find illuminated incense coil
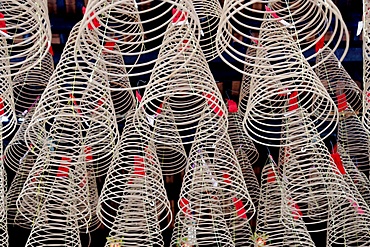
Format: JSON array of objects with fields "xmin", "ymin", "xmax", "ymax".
[
  {"xmin": 256, "ymin": 162, "xmax": 315, "ymax": 246},
  {"xmin": 363, "ymin": 0, "xmax": 370, "ymax": 133},
  {"xmin": 134, "ymin": 21, "xmax": 226, "ymax": 145},
  {"xmin": 97, "ymin": 111, "xmax": 171, "ymax": 230},
  {"xmin": 0, "ymin": 0, "xmax": 52, "ymax": 78},
  {"xmin": 315, "ymin": 47, "xmax": 362, "ymax": 112},
  {"xmin": 217, "ymin": 0, "xmax": 349, "ymax": 76},
  {"xmin": 243, "ymin": 20, "xmax": 338, "ymax": 147},
  {"xmin": 75, "ymin": 0, "xmax": 201, "ymax": 81}
]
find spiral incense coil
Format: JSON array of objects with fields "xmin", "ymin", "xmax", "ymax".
[
  {"xmin": 178, "ymin": 116, "xmax": 255, "ymax": 231},
  {"xmin": 315, "ymin": 47, "xmax": 362, "ymax": 112},
  {"xmin": 217, "ymin": 0, "xmax": 349, "ymax": 76},
  {"xmin": 192, "ymin": 0, "xmax": 223, "ymax": 61},
  {"xmin": 338, "ymin": 108, "xmax": 370, "ymax": 173},
  {"xmin": 255, "ymin": 162, "xmax": 315, "ymax": 247},
  {"xmin": 24, "ymin": 206, "xmax": 82, "ymax": 247},
  {"xmin": 0, "ymin": 166, "xmax": 8, "ymax": 247},
  {"xmin": 228, "ymin": 112, "xmax": 259, "ymax": 165},
  {"xmin": 363, "ymin": 0, "xmax": 370, "ymax": 133},
  {"xmin": 4, "ymin": 105, "xmax": 38, "ymax": 173},
  {"xmin": 75, "ymin": 0, "xmax": 201, "ymax": 81},
  {"xmin": 171, "ymin": 199, "xmax": 235, "ymax": 247},
  {"xmin": 278, "ymin": 114, "xmax": 354, "ymax": 231},
  {"xmin": 235, "ymin": 150, "xmax": 260, "ymax": 208},
  {"xmin": 0, "ymin": 0, "xmax": 51, "ymax": 78},
  {"xmin": 103, "ymin": 51, "xmax": 135, "ymax": 123},
  {"xmin": 97, "ymin": 110, "xmax": 171, "ymax": 230},
  {"xmin": 17, "ymin": 115, "xmax": 91, "ymax": 229},
  {"xmin": 0, "ymin": 221, "xmax": 7, "ymax": 247},
  {"xmin": 25, "ymin": 22, "xmax": 119, "ymax": 177},
  {"xmin": 238, "ymin": 45, "xmax": 257, "ymax": 115},
  {"xmin": 83, "ymin": 170, "xmax": 101, "ymax": 232},
  {"xmin": 133, "ymin": 22, "xmax": 226, "ymax": 145},
  {"xmin": 12, "ymin": 52, "xmax": 54, "ymax": 115},
  {"xmin": 104, "ymin": 190, "xmax": 165, "ymax": 247},
  {"xmin": 0, "ymin": 39, "xmax": 17, "ymax": 140},
  {"xmin": 326, "ymin": 146, "xmax": 370, "ymax": 246},
  {"xmin": 243, "ymin": 20, "xmax": 338, "ymax": 147},
  {"xmin": 153, "ymin": 103, "xmax": 187, "ymax": 175},
  {"xmin": 7, "ymin": 153, "xmax": 37, "ymax": 229}
]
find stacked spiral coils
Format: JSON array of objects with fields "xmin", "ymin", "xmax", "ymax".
[
  {"xmin": 363, "ymin": 0, "xmax": 370, "ymax": 132},
  {"xmin": 98, "ymin": 110, "xmax": 171, "ymax": 246}
]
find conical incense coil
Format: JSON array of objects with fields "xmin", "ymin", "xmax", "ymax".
[
  {"xmin": 25, "ymin": 22, "xmax": 119, "ymax": 176},
  {"xmin": 0, "ymin": 164, "xmax": 8, "ymax": 247},
  {"xmin": 82, "ymin": 169, "xmax": 101, "ymax": 232},
  {"xmin": 97, "ymin": 111, "xmax": 171, "ymax": 230},
  {"xmin": 24, "ymin": 203, "xmax": 82, "ymax": 247},
  {"xmin": 133, "ymin": 22, "xmax": 226, "ymax": 145},
  {"xmin": 255, "ymin": 161, "xmax": 315, "ymax": 247},
  {"xmin": 363, "ymin": 0, "xmax": 370, "ymax": 133},
  {"xmin": 179, "ymin": 115, "xmax": 255, "ymax": 231},
  {"xmin": 216, "ymin": 0, "xmax": 349, "ymax": 76},
  {"xmin": 243, "ymin": 20, "xmax": 338, "ymax": 147},
  {"xmin": 235, "ymin": 150, "xmax": 260, "ymax": 208},
  {"xmin": 0, "ymin": 0, "xmax": 52, "ymax": 78},
  {"xmin": 0, "ymin": 38, "xmax": 17, "ymax": 140},
  {"xmin": 326, "ymin": 146, "xmax": 370, "ymax": 246},
  {"xmin": 103, "ymin": 187, "xmax": 165, "ymax": 247},
  {"xmin": 12, "ymin": 52, "xmax": 54, "ymax": 115},
  {"xmin": 75, "ymin": 0, "xmax": 201, "ymax": 81},
  {"xmin": 228, "ymin": 112, "xmax": 259, "ymax": 165},
  {"xmin": 4, "ymin": 105, "xmax": 38, "ymax": 173},
  {"xmin": 153, "ymin": 103, "xmax": 187, "ymax": 175},
  {"xmin": 7, "ymin": 153, "xmax": 37, "ymax": 229},
  {"xmin": 338, "ymin": 107, "xmax": 370, "ymax": 173},
  {"xmin": 18, "ymin": 115, "xmax": 91, "ymax": 229},
  {"xmin": 192, "ymin": 0, "xmax": 223, "ymax": 61},
  {"xmin": 278, "ymin": 112, "xmax": 354, "ymax": 231},
  {"xmin": 103, "ymin": 50, "xmax": 135, "ymax": 123},
  {"xmin": 315, "ymin": 47, "xmax": 362, "ymax": 112},
  {"xmin": 171, "ymin": 198, "xmax": 235, "ymax": 247}
]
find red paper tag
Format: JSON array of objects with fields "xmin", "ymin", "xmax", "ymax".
[
  {"xmin": 366, "ymin": 92, "xmax": 370, "ymax": 103},
  {"xmin": 0, "ymin": 98, "xmax": 4, "ymax": 116},
  {"xmin": 204, "ymin": 93, "xmax": 224, "ymax": 117},
  {"xmin": 336, "ymin": 93, "xmax": 348, "ymax": 112},
  {"xmin": 232, "ymin": 198, "xmax": 247, "ymax": 219},
  {"xmin": 57, "ymin": 157, "xmax": 71, "ymax": 177},
  {"xmin": 69, "ymin": 94, "xmax": 82, "ymax": 114},
  {"xmin": 223, "ymin": 172, "xmax": 231, "ymax": 184},
  {"xmin": 103, "ymin": 38, "xmax": 118, "ymax": 53},
  {"xmin": 227, "ymin": 100, "xmax": 238, "ymax": 113},
  {"xmin": 0, "ymin": 12, "xmax": 7, "ymax": 34},
  {"xmin": 315, "ymin": 36, "xmax": 325, "ymax": 53},
  {"xmin": 135, "ymin": 91, "xmax": 142, "ymax": 102},
  {"xmin": 180, "ymin": 197, "xmax": 191, "ymax": 215},
  {"xmin": 331, "ymin": 143, "xmax": 337, "ymax": 154},
  {"xmin": 330, "ymin": 152, "xmax": 346, "ymax": 175},
  {"xmin": 156, "ymin": 102, "xmax": 163, "ymax": 114},
  {"xmin": 265, "ymin": 5, "xmax": 279, "ymax": 19},
  {"xmin": 267, "ymin": 168, "xmax": 276, "ymax": 183},
  {"xmin": 172, "ymin": 8, "xmax": 187, "ymax": 23},
  {"xmin": 49, "ymin": 45, "xmax": 54, "ymax": 56},
  {"xmin": 84, "ymin": 146, "xmax": 93, "ymax": 161},
  {"xmin": 82, "ymin": 6, "xmax": 101, "ymax": 30},
  {"xmin": 134, "ymin": 156, "xmax": 145, "ymax": 176},
  {"xmin": 292, "ymin": 202, "xmax": 303, "ymax": 220},
  {"xmin": 288, "ymin": 91, "xmax": 298, "ymax": 111}
]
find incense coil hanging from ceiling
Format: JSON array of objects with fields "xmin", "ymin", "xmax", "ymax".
[
  {"xmin": 133, "ymin": 20, "xmax": 226, "ymax": 145},
  {"xmin": 97, "ymin": 110, "xmax": 171, "ymax": 231},
  {"xmin": 255, "ymin": 161, "xmax": 315, "ymax": 247},
  {"xmin": 243, "ymin": 20, "xmax": 338, "ymax": 147},
  {"xmin": 315, "ymin": 47, "xmax": 362, "ymax": 113},
  {"xmin": 0, "ymin": 0, "xmax": 52, "ymax": 78},
  {"xmin": 362, "ymin": 0, "xmax": 370, "ymax": 133},
  {"xmin": 75, "ymin": 0, "xmax": 201, "ymax": 83},
  {"xmin": 24, "ymin": 22, "xmax": 119, "ymax": 177},
  {"xmin": 216, "ymin": 0, "xmax": 349, "ymax": 76}
]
